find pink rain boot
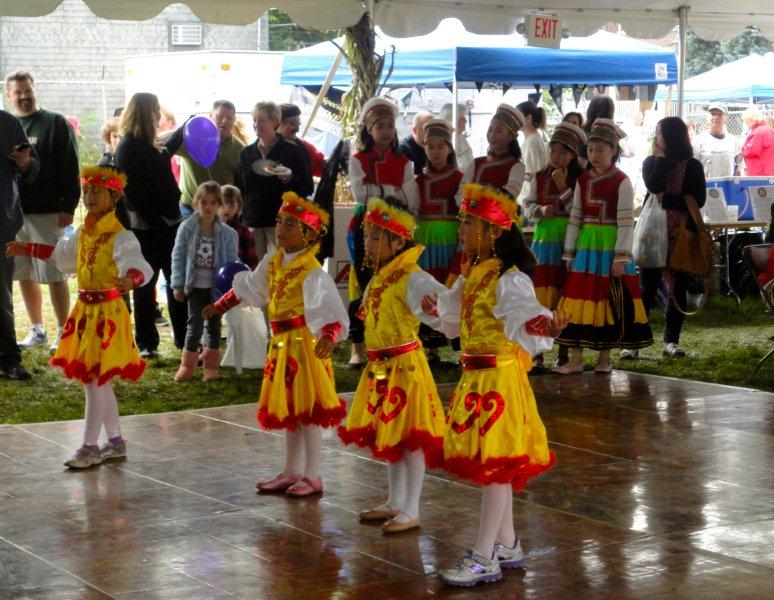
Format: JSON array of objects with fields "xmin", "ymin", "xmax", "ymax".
[
  {"xmin": 174, "ymin": 349, "xmax": 199, "ymax": 382},
  {"xmin": 202, "ymin": 347, "xmax": 220, "ymax": 382}
]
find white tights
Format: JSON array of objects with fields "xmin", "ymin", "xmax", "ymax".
[
  {"xmin": 282, "ymin": 425, "xmax": 323, "ymax": 479},
  {"xmin": 82, "ymin": 381, "xmax": 122, "ymax": 446},
  {"xmin": 377, "ymin": 450, "xmax": 426, "ymax": 521},
  {"xmin": 473, "ymin": 483, "xmax": 517, "ymax": 559}
]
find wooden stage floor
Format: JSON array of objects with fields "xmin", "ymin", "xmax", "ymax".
[{"xmin": 1, "ymin": 371, "xmax": 772, "ymax": 599}]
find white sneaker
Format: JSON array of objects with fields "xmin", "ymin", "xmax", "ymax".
[
  {"xmin": 18, "ymin": 328, "xmax": 48, "ymax": 350},
  {"xmin": 663, "ymin": 343, "xmax": 686, "ymax": 357},
  {"xmin": 64, "ymin": 445, "xmax": 103, "ymax": 469},
  {"xmin": 619, "ymin": 349, "xmax": 639, "ymax": 360},
  {"xmin": 494, "ymin": 539, "xmax": 525, "ymax": 569},
  {"xmin": 439, "ymin": 550, "xmax": 502, "ymax": 587},
  {"xmin": 49, "ymin": 328, "xmax": 63, "ymax": 353}
]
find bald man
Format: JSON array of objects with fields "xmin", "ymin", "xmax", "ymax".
[{"xmin": 399, "ymin": 111, "xmax": 434, "ymax": 175}]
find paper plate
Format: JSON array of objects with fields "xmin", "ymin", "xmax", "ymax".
[{"xmin": 252, "ymin": 159, "xmax": 291, "ymax": 177}]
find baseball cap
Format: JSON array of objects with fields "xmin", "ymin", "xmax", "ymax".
[{"xmin": 707, "ymin": 103, "xmax": 727, "ymax": 114}]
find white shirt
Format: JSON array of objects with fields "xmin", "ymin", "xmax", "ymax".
[
  {"xmin": 436, "ymin": 269, "xmax": 554, "ymax": 357},
  {"xmin": 693, "ymin": 130, "xmax": 740, "ymax": 178},
  {"xmin": 231, "ymin": 248, "xmax": 349, "ymax": 341}
]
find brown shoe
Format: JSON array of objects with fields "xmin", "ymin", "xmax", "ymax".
[
  {"xmin": 381, "ymin": 512, "xmax": 421, "ymax": 534},
  {"xmin": 359, "ymin": 506, "xmax": 401, "ymax": 521}
]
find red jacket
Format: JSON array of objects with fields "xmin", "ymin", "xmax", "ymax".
[
  {"xmin": 742, "ymin": 121, "xmax": 774, "ymax": 176},
  {"xmin": 300, "ymin": 138, "xmax": 325, "ymax": 178}
]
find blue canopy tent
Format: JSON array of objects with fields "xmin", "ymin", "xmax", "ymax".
[
  {"xmin": 281, "ymin": 20, "xmax": 678, "ymax": 89},
  {"xmin": 655, "ymin": 52, "xmax": 774, "ymax": 104}
]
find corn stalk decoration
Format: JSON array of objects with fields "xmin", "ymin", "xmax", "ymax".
[{"xmin": 338, "ymin": 12, "xmax": 385, "ymax": 136}]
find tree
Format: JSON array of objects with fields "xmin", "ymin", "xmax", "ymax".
[
  {"xmin": 268, "ymin": 9, "xmax": 335, "ymax": 51},
  {"xmin": 686, "ymin": 26, "xmax": 772, "ymax": 77}
]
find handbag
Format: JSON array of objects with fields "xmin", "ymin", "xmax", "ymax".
[
  {"xmin": 667, "ymin": 195, "xmax": 714, "ymax": 276},
  {"xmin": 633, "ymin": 193, "xmax": 668, "ymax": 268},
  {"xmin": 667, "ymin": 194, "xmax": 714, "ymax": 315}
]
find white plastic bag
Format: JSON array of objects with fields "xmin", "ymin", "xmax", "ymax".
[
  {"xmin": 633, "ymin": 194, "xmax": 668, "ymax": 268},
  {"xmin": 220, "ymin": 306, "xmax": 268, "ymax": 373}
]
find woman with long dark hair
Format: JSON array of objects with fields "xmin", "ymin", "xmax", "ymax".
[
  {"xmin": 114, "ymin": 92, "xmax": 186, "ymax": 357},
  {"xmin": 627, "ymin": 116, "xmax": 706, "ymax": 359}
]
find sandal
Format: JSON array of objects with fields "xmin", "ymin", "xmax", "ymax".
[
  {"xmin": 594, "ymin": 363, "xmax": 613, "ymax": 375},
  {"xmin": 256, "ymin": 473, "xmax": 301, "ymax": 492}
]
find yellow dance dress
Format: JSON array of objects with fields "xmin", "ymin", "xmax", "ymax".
[
  {"xmin": 49, "ymin": 211, "xmax": 151, "ymax": 385},
  {"xmin": 436, "ymin": 257, "xmax": 556, "ymax": 490},
  {"xmin": 232, "ymin": 246, "xmax": 349, "ymax": 431},
  {"xmin": 338, "ymin": 245, "xmax": 447, "ymax": 467}
]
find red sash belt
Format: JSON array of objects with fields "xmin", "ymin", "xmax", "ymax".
[
  {"xmin": 460, "ymin": 353, "xmax": 498, "ymax": 371},
  {"xmin": 78, "ymin": 288, "xmax": 122, "ymax": 304},
  {"xmin": 270, "ymin": 315, "xmax": 306, "ymax": 334},
  {"xmin": 366, "ymin": 340, "xmax": 420, "ymax": 362}
]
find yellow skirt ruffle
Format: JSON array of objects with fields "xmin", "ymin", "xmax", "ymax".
[
  {"xmin": 443, "ymin": 351, "xmax": 555, "ymax": 490},
  {"xmin": 258, "ymin": 326, "xmax": 345, "ymax": 430},
  {"xmin": 338, "ymin": 346, "xmax": 445, "ymax": 466},
  {"xmin": 51, "ymin": 298, "xmax": 145, "ymax": 385}
]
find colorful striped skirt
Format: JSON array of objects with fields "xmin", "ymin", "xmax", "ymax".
[
  {"xmin": 556, "ymin": 224, "xmax": 653, "ymax": 350},
  {"xmin": 416, "ymin": 219, "xmax": 459, "ymax": 284},
  {"xmin": 531, "ymin": 216, "xmax": 569, "ymax": 311}
]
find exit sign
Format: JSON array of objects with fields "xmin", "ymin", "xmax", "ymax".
[{"xmin": 526, "ymin": 14, "xmax": 562, "ymax": 49}]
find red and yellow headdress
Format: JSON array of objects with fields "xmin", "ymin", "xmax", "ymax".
[
  {"xmin": 278, "ymin": 191, "xmax": 329, "ymax": 234},
  {"xmin": 80, "ymin": 166, "xmax": 127, "ymax": 193},
  {"xmin": 363, "ymin": 197, "xmax": 416, "ymax": 240},
  {"xmin": 459, "ymin": 183, "xmax": 516, "ymax": 230}
]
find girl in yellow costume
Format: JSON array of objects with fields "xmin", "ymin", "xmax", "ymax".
[
  {"xmin": 7, "ymin": 166, "xmax": 152, "ymax": 469},
  {"xmin": 205, "ymin": 192, "xmax": 348, "ymax": 497},
  {"xmin": 423, "ymin": 184, "xmax": 567, "ymax": 587},
  {"xmin": 338, "ymin": 197, "xmax": 447, "ymax": 534}
]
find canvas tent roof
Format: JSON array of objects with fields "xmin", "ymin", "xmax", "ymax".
[
  {"xmin": 655, "ymin": 52, "xmax": 774, "ymax": 103},
  {"xmin": 1, "ymin": 1, "xmax": 773, "ymax": 41},
  {"xmin": 281, "ymin": 21, "xmax": 677, "ymax": 88}
]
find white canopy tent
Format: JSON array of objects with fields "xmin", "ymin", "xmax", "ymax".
[{"xmin": 2, "ymin": 1, "xmax": 773, "ymax": 113}]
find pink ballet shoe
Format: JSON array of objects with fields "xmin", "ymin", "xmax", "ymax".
[
  {"xmin": 256, "ymin": 473, "xmax": 301, "ymax": 492},
  {"xmin": 285, "ymin": 476, "xmax": 323, "ymax": 497}
]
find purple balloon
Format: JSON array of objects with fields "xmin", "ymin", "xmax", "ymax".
[
  {"xmin": 183, "ymin": 116, "xmax": 220, "ymax": 168},
  {"xmin": 216, "ymin": 261, "xmax": 249, "ymax": 295}
]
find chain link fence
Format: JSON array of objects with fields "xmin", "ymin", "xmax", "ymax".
[{"xmin": 1, "ymin": 79, "xmax": 124, "ymax": 165}]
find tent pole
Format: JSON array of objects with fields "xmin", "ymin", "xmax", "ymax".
[
  {"xmin": 302, "ymin": 49, "xmax": 343, "ymax": 138},
  {"xmin": 677, "ymin": 5, "xmax": 689, "ymax": 119},
  {"xmin": 452, "ymin": 78, "xmax": 458, "ymax": 152}
]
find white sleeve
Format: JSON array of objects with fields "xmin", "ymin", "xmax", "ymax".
[
  {"xmin": 614, "ymin": 177, "xmax": 635, "ymax": 263},
  {"xmin": 504, "ymin": 161, "xmax": 526, "ymax": 199},
  {"xmin": 232, "ymin": 252, "xmax": 272, "ymax": 308},
  {"xmin": 113, "ymin": 230, "xmax": 153, "ymax": 286},
  {"xmin": 522, "ymin": 175, "xmax": 542, "ymax": 222},
  {"xmin": 50, "ymin": 230, "xmax": 79, "ymax": 274},
  {"xmin": 348, "ymin": 153, "xmax": 368, "ymax": 204},
  {"xmin": 493, "ymin": 270, "xmax": 554, "ymax": 357},
  {"xmin": 303, "ymin": 268, "xmax": 350, "ymax": 341},
  {"xmin": 456, "ymin": 161, "xmax": 475, "ymax": 206},
  {"xmin": 435, "ymin": 275, "xmax": 465, "ymax": 338},
  {"xmin": 402, "ymin": 161, "xmax": 420, "ymax": 214},
  {"xmin": 562, "ymin": 183, "xmax": 582, "ymax": 260},
  {"xmin": 456, "ymin": 135, "xmax": 474, "ymax": 172},
  {"xmin": 406, "ymin": 270, "xmax": 448, "ymax": 331}
]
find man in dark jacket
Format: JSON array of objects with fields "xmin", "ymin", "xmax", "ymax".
[
  {"xmin": 399, "ymin": 111, "xmax": 433, "ymax": 175},
  {"xmin": 5, "ymin": 70, "xmax": 79, "ymax": 353},
  {"xmin": 0, "ymin": 109, "xmax": 39, "ymax": 379},
  {"xmin": 235, "ymin": 101, "xmax": 313, "ymax": 261}
]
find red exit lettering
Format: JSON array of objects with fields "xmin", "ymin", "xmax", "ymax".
[{"xmin": 534, "ymin": 17, "xmax": 558, "ymax": 39}]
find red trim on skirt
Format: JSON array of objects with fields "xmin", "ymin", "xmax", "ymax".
[
  {"xmin": 337, "ymin": 425, "xmax": 444, "ymax": 468},
  {"xmin": 50, "ymin": 357, "xmax": 146, "ymax": 385},
  {"xmin": 258, "ymin": 399, "xmax": 347, "ymax": 431},
  {"xmin": 443, "ymin": 450, "xmax": 557, "ymax": 491}
]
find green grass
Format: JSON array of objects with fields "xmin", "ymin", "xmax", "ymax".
[{"xmin": 2, "ymin": 285, "xmax": 772, "ymax": 424}]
